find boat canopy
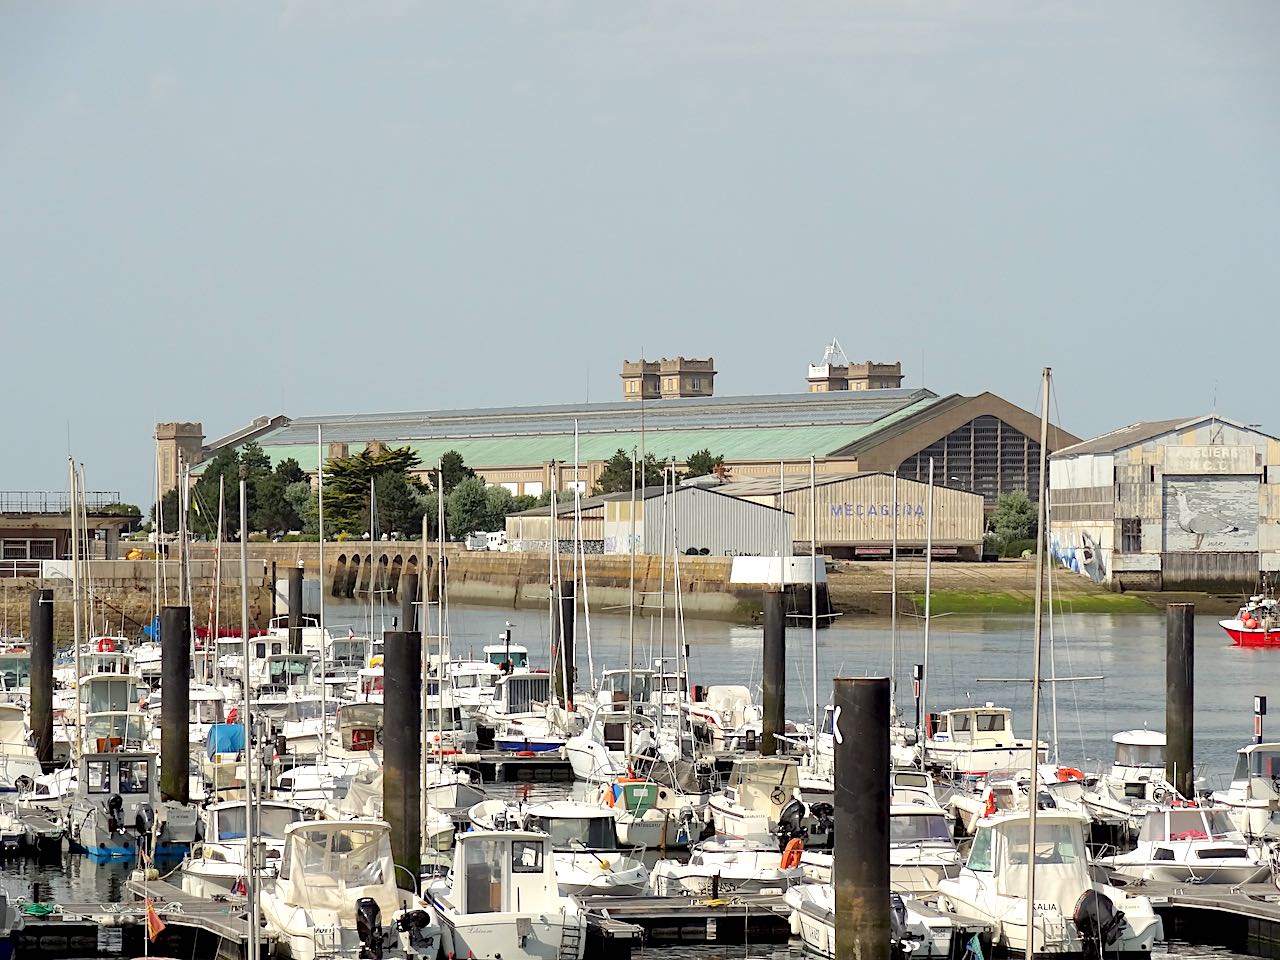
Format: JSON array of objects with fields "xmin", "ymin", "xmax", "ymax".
[
  {"xmin": 969, "ymin": 813, "xmax": 1090, "ymax": 908},
  {"xmin": 1113, "ymin": 729, "xmax": 1166, "ymax": 768},
  {"xmin": 1137, "ymin": 807, "xmax": 1237, "ymax": 843},
  {"xmin": 277, "ymin": 820, "xmax": 400, "ymax": 921}
]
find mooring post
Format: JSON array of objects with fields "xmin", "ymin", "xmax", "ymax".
[
  {"xmin": 383, "ymin": 630, "xmax": 421, "ymax": 887},
  {"xmin": 555, "ymin": 578, "xmax": 576, "ymax": 704},
  {"xmin": 287, "ymin": 564, "xmax": 304, "ymax": 654},
  {"xmin": 762, "ymin": 588, "xmax": 786, "ymax": 756},
  {"xmin": 400, "ymin": 572, "xmax": 419, "ymax": 634},
  {"xmin": 29, "ymin": 589, "xmax": 54, "ymax": 766},
  {"xmin": 834, "ymin": 676, "xmax": 891, "ymax": 960},
  {"xmin": 1166, "ymin": 602, "xmax": 1195, "ymax": 798},
  {"xmin": 160, "ymin": 605, "xmax": 191, "ymax": 804}
]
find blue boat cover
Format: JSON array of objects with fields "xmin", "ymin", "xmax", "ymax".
[{"xmin": 207, "ymin": 723, "xmax": 245, "ymax": 757}]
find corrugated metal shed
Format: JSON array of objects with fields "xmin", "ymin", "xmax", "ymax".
[{"xmin": 601, "ymin": 486, "xmax": 793, "ymax": 557}]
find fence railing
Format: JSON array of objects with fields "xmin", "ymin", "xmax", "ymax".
[{"xmin": 0, "ymin": 491, "xmax": 122, "ymax": 513}]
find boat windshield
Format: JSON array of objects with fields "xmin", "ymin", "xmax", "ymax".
[
  {"xmin": 1002, "ymin": 821, "xmax": 1085, "ymax": 866},
  {"xmin": 1239, "ymin": 748, "xmax": 1280, "ymax": 780},
  {"xmin": 283, "ymin": 826, "xmax": 390, "ymax": 886},
  {"xmin": 0, "ymin": 654, "xmax": 31, "ymax": 690},
  {"xmin": 425, "ymin": 708, "xmax": 462, "ymax": 731},
  {"xmin": 533, "ymin": 815, "xmax": 620, "ymax": 851},
  {"xmin": 284, "ymin": 701, "xmax": 322, "ymax": 721},
  {"xmin": 1115, "ymin": 742, "xmax": 1163, "ymax": 767},
  {"xmin": 1146, "ymin": 809, "xmax": 1237, "ymax": 841},
  {"xmin": 890, "ymin": 814, "xmax": 951, "ymax": 843},
  {"xmin": 218, "ymin": 805, "xmax": 303, "ymax": 841}
]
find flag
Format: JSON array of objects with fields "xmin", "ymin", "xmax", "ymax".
[
  {"xmin": 967, "ymin": 934, "xmax": 985, "ymax": 960},
  {"xmin": 348, "ymin": 626, "xmax": 355, "ymax": 639},
  {"xmin": 146, "ymin": 899, "xmax": 166, "ymax": 942},
  {"xmin": 982, "ymin": 785, "xmax": 996, "ymax": 818}
]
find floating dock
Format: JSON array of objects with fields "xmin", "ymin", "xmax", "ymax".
[{"xmin": 1146, "ymin": 880, "xmax": 1280, "ymax": 959}]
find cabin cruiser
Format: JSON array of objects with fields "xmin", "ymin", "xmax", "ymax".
[
  {"xmin": 787, "ymin": 885, "xmax": 971, "ymax": 960},
  {"xmin": 258, "ymin": 818, "xmax": 442, "ymax": 960},
  {"xmin": 574, "ymin": 668, "xmax": 656, "ymax": 717},
  {"xmin": 650, "ymin": 837, "xmax": 803, "ymax": 896},
  {"xmin": 0, "ymin": 703, "xmax": 42, "ymax": 795},
  {"xmin": 1082, "ymin": 730, "xmax": 1182, "ymax": 831},
  {"xmin": 144, "ymin": 684, "xmax": 226, "ymax": 747},
  {"xmin": 1211, "ymin": 741, "xmax": 1280, "ymax": 837},
  {"xmin": 440, "ymin": 660, "xmax": 500, "ymax": 710},
  {"xmin": 67, "ymin": 750, "xmax": 197, "ymax": 859},
  {"xmin": 687, "ymin": 684, "xmax": 766, "ymax": 751},
  {"xmin": 181, "ymin": 799, "xmax": 309, "ymax": 897},
  {"xmin": 474, "ymin": 673, "xmax": 570, "ymax": 752},
  {"xmin": 567, "ymin": 703, "xmax": 677, "ymax": 783},
  {"xmin": 427, "ymin": 829, "xmax": 586, "ymax": 959},
  {"xmin": 597, "ymin": 775, "xmax": 701, "ymax": 848},
  {"xmin": 272, "ymin": 695, "xmax": 338, "ymax": 759},
  {"xmin": 708, "ymin": 756, "xmax": 827, "ymax": 844},
  {"xmin": 800, "ymin": 803, "xmax": 961, "ymax": 894},
  {"xmin": 937, "ymin": 811, "xmax": 1163, "ymax": 956},
  {"xmin": 522, "ymin": 800, "xmax": 649, "ymax": 897},
  {"xmin": 482, "ymin": 641, "xmax": 530, "ymax": 674},
  {"xmin": 925, "ymin": 704, "xmax": 1046, "ymax": 777},
  {"xmin": 1098, "ymin": 806, "xmax": 1267, "ymax": 884}
]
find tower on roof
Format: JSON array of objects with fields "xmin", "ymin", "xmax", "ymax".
[
  {"xmin": 807, "ymin": 339, "xmax": 904, "ymax": 393},
  {"xmin": 621, "ymin": 356, "xmax": 716, "ymax": 400}
]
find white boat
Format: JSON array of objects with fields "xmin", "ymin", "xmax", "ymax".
[
  {"xmin": 481, "ymin": 642, "xmax": 531, "ymax": 674},
  {"xmin": 144, "ymin": 683, "xmax": 226, "ymax": 747},
  {"xmin": 649, "ymin": 837, "xmax": 802, "ymax": 896},
  {"xmin": 67, "ymin": 750, "xmax": 197, "ymax": 859},
  {"xmin": 1211, "ymin": 741, "xmax": 1280, "ymax": 837},
  {"xmin": 937, "ymin": 811, "xmax": 1163, "ymax": 956},
  {"xmin": 708, "ymin": 756, "xmax": 803, "ymax": 842},
  {"xmin": 0, "ymin": 703, "xmax": 43, "ymax": 795},
  {"xmin": 329, "ymin": 766, "xmax": 458, "ymax": 852},
  {"xmin": 258, "ymin": 818, "xmax": 442, "ymax": 960},
  {"xmin": 567, "ymin": 703, "xmax": 676, "ymax": 783},
  {"xmin": 182, "ymin": 799, "xmax": 308, "ymax": 898},
  {"xmin": 522, "ymin": 800, "xmax": 649, "ymax": 897},
  {"xmin": 787, "ymin": 884, "xmax": 971, "ymax": 960},
  {"xmin": 801, "ymin": 803, "xmax": 960, "ymax": 894},
  {"xmin": 427, "ymin": 828, "xmax": 586, "ymax": 960},
  {"xmin": 686, "ymin": 684, "xmax": 765, "ymax": 751},
  {"xmin": 596, "ymin": 775, "xmax": 701, "ymax": 849},
  {"xmin": 440, "ymin": 660, "xmax": 500, "ymax": 711},
  {"xmin": 1082, "ymin": 730, "xmax": 1182, "ymax": 830},
  {"xmin": 925, "ymin": 703, "xmax": 1047, "ymax": 777},
  {"xmin": 1099, "ymin": 806, "xmax": 1268, "ymax": 884},
  {"xmin": 0, "ymin": 647, "xmax": 31, "ymax": 702}
]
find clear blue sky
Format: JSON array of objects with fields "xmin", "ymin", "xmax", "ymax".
[{"xmin": 3, "ymin": 2, "xmax": 1276, "ymax": 507}]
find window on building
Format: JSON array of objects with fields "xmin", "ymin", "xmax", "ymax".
[
  {"xmin": 1121, "ymin": 518, "xmax": 1142, "ymax": 553},
  {"xmin": 690, "ymin": 377, "xmax": 701, "ymax": 390},
  {"xmin": 2, "ymin": 539, "xmax": 55, "ymax": 561}
]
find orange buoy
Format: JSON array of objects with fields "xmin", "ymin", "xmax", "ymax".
[{"xmin": 780, "ymin": 837, "xmax": 804, "ymax": 870}]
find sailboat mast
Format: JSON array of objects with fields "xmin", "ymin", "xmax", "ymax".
[
  {"xmin": 918, "ymin": 458, "xmax": 934, "ymax": 751},
  {"xmin": 810, "ymin": 456, "xmax": 818, "ymax": 737},
  {"xmin": 213, "ymin": 476, "xmax": 225, "ymax": 683},
  {"xmin": 69, "ymin": 458, "xmax": 82, "ymax": 755},
  {"xmin": 238, "ymin": 468, "xmax": 259, "ymax": 960},
  {"xmin": 626, "ymin": 450, "xmax": 637, "ymax": 752},
  {"xmin": 317, "ymin": 424, "xmax": 327, "ymax": 765},
  {"xmin": 1026, "ymin": 367, "xmax": 1053, "ymax": 960},
  {"xmin": 890, "ymin": 469, "xmax": 899, "ymax": 716}
]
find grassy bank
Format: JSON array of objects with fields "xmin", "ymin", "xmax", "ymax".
[{"xmin": 910, "ymin": 589, "xmax": 1154, "ymax": 615}]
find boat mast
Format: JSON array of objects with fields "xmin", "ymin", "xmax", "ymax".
[
  {"xmin": 1026, "ymin": 367, "xmax": 1053, "ymax": 960},
  {"xmin": 238, "ymin": 467, "xmax": 260, "ymax": 960},
  {"xmin": 317, "ymin": 424, "xmax": 327, "ymax": 766},
  {"xmin": 918, "ymin": 457, "xmax": 934, "ymax": 752},
  {"xmin": 890, "ymin": 469, "xmax": 898, "ymax": 719},
  {"xmin": 810, "ymin": 456, "xmax": 819, "ymax": 739},
  {"xmin": 212, "ymin": 476, "xmax": 225, "ymax": 684},
  {"xmin": 69, "ymin": 457, "xmax": 82, "ymax": 756},
  {"xmin": 626, "ymin": 449, "xmax": 637, "ymax": 755}
]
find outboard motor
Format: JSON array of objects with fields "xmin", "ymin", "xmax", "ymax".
[
  {"xmin": 395, "ymin": 909, "xmax": 433, "ymax": 948},
  {"xmin": 1074, "ymin": 890, "xmax": 1126, "ymax": 960},
  {"xmin": 106, "ymin": 794, "xmax": 124, "ymax": 835},
  {"xmin": 809, "ymin": 801, "xmax": 836, "ymax": 845},
  {"xmin": 775, "ymin": 796, "xmax": 809, "ymax": 848},
  {"xmin": 135, "ymin": 803, "xmax": 156, "ymax": 845},
  {"xmin": 890, "ymin": 892, "xmax": 920, "ymax": 960},
  {"xmin": 355, "ymin": 897, "xmax": 384, "ymax": 960}
]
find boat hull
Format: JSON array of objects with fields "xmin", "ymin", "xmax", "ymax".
[{"xmin": 1221, "ymin": 620, "xmax": 1280, "ymax": 647}]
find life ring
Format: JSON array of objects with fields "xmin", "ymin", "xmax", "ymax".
[
  {"xmin": 780, "ymin": 838, "xmax": 804, "ymax": 870},
  {"xmin": 516, "ymin": 750, "xmax": 536, "ymax": 758},
  {"xmin": 1056, "ymin": 767, "xmax": 1084, "ymax": 783}
]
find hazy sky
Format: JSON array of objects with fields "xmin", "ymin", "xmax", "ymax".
[{"xmin": 3, "ymin": 2, "xmax": 1277, "ymax": 507}]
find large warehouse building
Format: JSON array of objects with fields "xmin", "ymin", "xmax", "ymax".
[
  {"xmin": 1049, "ymin": 415, "xmax": 1280, "ymax": 590},
  {"xmin": 172, "ymin": 384, "xmax": 1077, "ymax": 515}
]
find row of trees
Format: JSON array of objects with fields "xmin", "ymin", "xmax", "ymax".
[
  {"xmin": 592, "ymin": 448, "xmax": 726, "ymax": 494},
  {"xmin": 153, "ymin": 442, "xmax": 308, "ymax": 539}
]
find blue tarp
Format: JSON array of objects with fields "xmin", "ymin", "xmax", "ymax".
[
  {"xmin": 143, "ymin": 616, "xmax": 160, "ymax": 640},
  {"xmin": 206, "ymin": 723, "xmax": 245, "ymax": 758}
]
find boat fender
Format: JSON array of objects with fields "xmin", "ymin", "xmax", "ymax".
[{"xmin": 780, "ymin": 837, "xmax": 804, "ymax": 869}]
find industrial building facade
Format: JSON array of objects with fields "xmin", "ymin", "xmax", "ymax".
[{"xmin": 1049, "ymin": 416, "xmax": 1280, "ymax": 591}]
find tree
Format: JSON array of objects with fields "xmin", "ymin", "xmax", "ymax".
[
  {"xmin": 324, "ymin": 445, "xmax": 425, "ymax": 535},
  {"xmin": 447, "ymin": 476, "xmax": 492, "ymax": 537},
  {"xmin": 284, "ymin": 482, "xmax": 321, "ymax": 537},
  {"xmin": 990, "ymin": 490, "xmax": 1037, "ymax": 548},
  {"xmin": 683, "ymin": 449, "xmax": 725, "ymax": 479},
  {"xmin": 151, "ymin": 489, "xmax": 180, "ymax": 533},
  {"xmin": 430, "ymin": 450, "xmax": 477, "ymax": 494},
  {"xmin": 100, "ymin": 502, "xmax": 143, "ymax": 532},
  {"xmin": 188, "ymin": 448, "xmax": 249, "ymax": 539},
  {"xmin": 591, "ymin": 449, "xmax": 666, "ymax": 495},
  {"xmin": 368, "ymin": 471, "xmax": 426, "ymax": 537},
  {"xmin": 253, "ymin": 459, "xmax": 307, "ymax": 535}
]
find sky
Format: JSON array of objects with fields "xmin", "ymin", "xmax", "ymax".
[{"xmin": 2, "ymin": 2, "xmax": 1277, "ymax": 507}]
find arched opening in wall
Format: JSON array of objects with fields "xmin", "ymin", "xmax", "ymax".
[
  {"xmin": 389, "ymin": 555, "xmax": 404, "ymax": 599},
  {"xmin": 332, "ymin": 555, "xmax": 348, "ymax": 597},
  {"xmin": 357, "ymin": 553, "xmax": 373, "ymax": 597},
  {"xmin": 344, "ymin": 555, "xmax": 361, "ymax": 598},
  {"xmin": 376, "ymin": 554, "xmax": 390, "ymax": 601},
  {"xmin": 422, "ymin": 556, "xmax": 436, "ymax": 601}
]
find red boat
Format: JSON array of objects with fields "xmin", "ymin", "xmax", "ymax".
[{"xmin": 1222, "ymin": 594, "xmax": 1280, "ymax": 646}]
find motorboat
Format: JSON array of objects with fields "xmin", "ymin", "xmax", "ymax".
[
  {"xmin": 800, "ymin": 803, "xmax": 960, "ymax": 894},
  {"xmin": 329, "ymin": 766, "xmax": 458, "ymax": 852},
  {"xmin": 144, "ymin": 684, "xmax": 226, "ymax": 747},
  {"xmin": 481, "ymin": 641, "xmax": 531, "ymax": 674},
  {"xmin": 440, "ymin": 660, "xmax": 500, "ymax": 711},
  {"xmin": 924, "ymin": 703, "xmax": 1046, "ymax": 777},
  {"xmin": 522, "ymin": 800, "xmax": 649, "ymax": 897},
  {"xmin": 1082, "ymin": 730, "xmax": 1182, "ymax": 831},
  {"xmin": 1211, "ymin": 741, "xmax": 1280, "ymax": 837},
  {"xmin": 567, "ymin": 702, "xmax": 676, "ymax": 783},
  {"xmin": 1098, "ymin": 806, "xmax": 1268, "ymax": 884},
  {"xmin": 474, "ymin": 673, "xmax": 569, "ymax": 753},
  {"xmin": 0, "ymin": 647, "xmax": 31, "ymax": 702},
  {"xmin": 937, "ymin": 811, "xmax": 1163, "ymax": 956},
  {"xmin": 67, "ymin": 750, "xmax": 197, "ymax": 860},
  {"xmin": 650, "ymin": 837, "xmax": 803, "ymax": 896},
  {"xmin": 0, "ymin": 703, "xmax": 43, "ymax": 795},
  {"xmin": 787, "ymin": 884, "xmax": 976, "ymax": 960},
  {"xmin": 1221, "ymin": 594, "xmax": 1280, "ymax": 646},
  {"xmin": 427, "ymin": 828, "xmax": 586, "ymax": 959},
  {"xmin": 597, "ymin": 775, "xmax": 701, "ymax": 849},
  {"xmin": 686, "ymin": 684, "xmax": 765, "ymax": 751},
  {"xmin": 708, "ymin": 756, "xmax": 806, "ymax": 842},
  {"xmin": 181, "ymin": 799, "xmax": 308, "ymax": 897},
  {"xmin": 258, "ymin": 818, "xmax": 442, "ymax": 960}
]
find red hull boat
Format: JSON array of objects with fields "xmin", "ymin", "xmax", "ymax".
[{"xmin": 1221, "ymin": 618, "xmax": 1280, "ymax": 646}]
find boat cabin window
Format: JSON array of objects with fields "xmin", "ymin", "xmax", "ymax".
[
  {"xmin": 1003, "ymin": 822, "xmax": 1083, "ymax": 866},
  {"xmin": 1241, "ymin": 748, "xmax": 1280, "ymax": 780},
  {"xmin": 360, "ymin": 674, "xmax": 385, "ymax": 697},
  {"xmin": 463, "ymin": 837, "xmax": 504, "ymax": 913},
  {"xmin": 890, "ymin": 814, "xmax": 951, "ymax": 843},
  {"xmin": 219, "ymin": 805, "xmax": 302, "ymax": 841},
  {"xmin": 0, "ymin": 654, "xmax": 31, "ymax": 690},
  {"xmin": 1146, "ymin": 809, "xmax": 1234, "ymax": 841},
  {"xmin": 269, "ymin": 659, "xmax": 309, "ymax": 684},
  {"xmin": 967, "ymin": 826, "xmax": 993, "ymax": 871},
  {"xmin": 511, "ymin": 839, "xmax": 544, "ymax": 873},
  {"xmin": 284, "ymin": 701, "xmax": 322, "ymax": 722},
  {"xmin": 488, "ymin": 648, "xmax": 528, "ymax": 669},
  {"xmin": 951, "ymin": 713, "xmax": 971, "ymax": 732},
  {"xmin": 192, "ymin": 700, "xmax": 224, "ymax": 724},
  {"xmin": 119, "ymin": 759, "xmax": 150, "ymax": 794},
  {"xmin": 425, "ymin": 707, "xmax": 462, "ymax": 731},
  {"xmin": 86, "ymin": 760, "xmax": 112, "ymax": 794},
  {"xmin": 534, "ymin": 815, "xmax": 620, "ymax": 851},
  {"xmin": 821, "ymin": 707, "xmax": 834, "ymax": 736},
  {"xmin": 976, "ymin": 713, "xmax": 1005, "ymax": 732},
  {"xmin": 1115, "ymin": 742, "xmax": 1164, "ymax": 767}
]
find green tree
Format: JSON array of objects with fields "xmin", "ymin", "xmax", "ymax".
[
  {"xmin": 151, "ymin": 489, "xmax": 180, "ymax": 533},
  {"xmin": 591, "ymin": 449, "xmax": 666, "ymax": 495},
  {"xmin": 253, "ymin": 459, "xmax": 307, "ymax": 534},
  {"xmin": 429, "ymin": 450, "xmax": 477, "ymax": 494},
  {"xmin": 284, "ymin": 482, "xmax": 321, "ymax": 537},
  {"xmin": 188, "ymin": 448, "xmax": 255, "ymax": 539},
  {"xmin": 446, "ymin": 476, "xmax": 492, "ymax": 537},
  {"xmin": 683, "ymin": 449, "xmax": 725, "ymax": 479},
  {"xmin": 100, "ymin": 502, "xmax": 143, "ymax": 532},
  {"xmin": 367, "ymin": 471, "xmax": 426, "ymax": 537},
  {"xmin": 990, "ymin": 490, "xmax": 1037, "ymax": 547},
  {"xmin": 324, "ymin": 445, "xmax": 425, "ymax": 534}
]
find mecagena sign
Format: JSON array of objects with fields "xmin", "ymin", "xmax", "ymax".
[{"xmin": 830, "ymin": 502, "xmax": 926, "ymax": 518}]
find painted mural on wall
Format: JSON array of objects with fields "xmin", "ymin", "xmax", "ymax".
[
  {"xmin": 1162, "ymin": 477, "xmax": 1258, "ymax": 552},
  {"xmin": 1051, "ymin": 530, "xmax": 1107, "ymax": 582}
]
